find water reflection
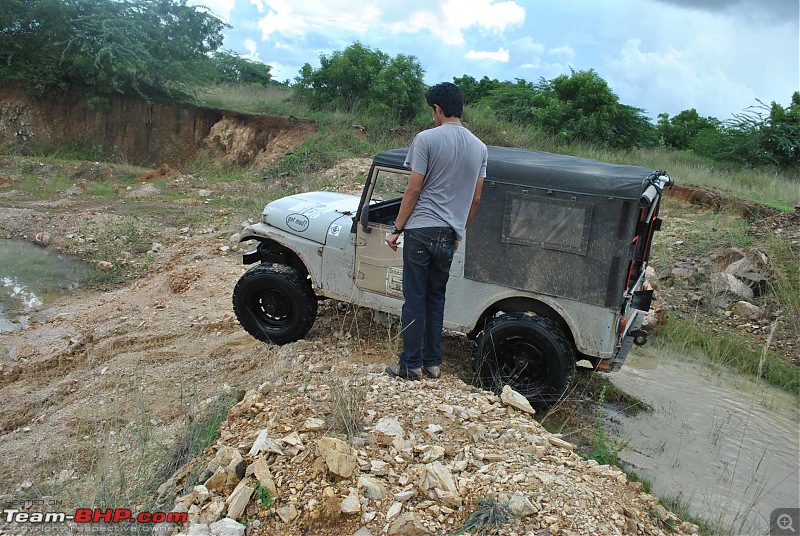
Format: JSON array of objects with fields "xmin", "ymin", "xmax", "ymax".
[
  {"xmin": 0, "ymin": 240, "xmax": 90, "ymax": 332},
  {"xmin": 610, "ymin": 345, "xmax": 799, "ymax": 535}
]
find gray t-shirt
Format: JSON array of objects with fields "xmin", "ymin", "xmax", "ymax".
[{"xmin": 404, "ymin": 123, "xmax": 488, "ymax": 240}]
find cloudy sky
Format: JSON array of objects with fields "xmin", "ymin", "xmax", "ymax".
[{"xmin": 193, "ymin": 0, "xmax": 799, "ymax": 121}]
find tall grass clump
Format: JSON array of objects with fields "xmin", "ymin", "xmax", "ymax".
[
  {"xmin": 328, "ymin": 372, "xmax": 368, "ymax": 439},
  {"xmin": 197, "ymin": 83, "xmax": 311, "ymax": 118},
  {"xmin": 659, "ymin": 319, "xmax": 799, "ymax": 395}
]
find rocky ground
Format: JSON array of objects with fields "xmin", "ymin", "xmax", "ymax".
[
  {"xmin": 0, "ymin": 156, "xmax": 796, "ymax": 536},
  {"xmin": 146, "ymin": 364, "xmax": 697, "ymax": 536}
]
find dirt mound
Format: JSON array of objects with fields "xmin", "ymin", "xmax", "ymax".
[
  {"xmin": 0, "ymin": 82, "xmax": 315, "ymax": 167},
  {"xmin": 149, "ymin": 369, "xmax": 697, "ymax": 536},
  {"xmin": 667, "ymin": 184, "xmax": 778, "ymax": 219},
  {"xmin": 205, "ymin": 116, "xmax": 315, "ymax": 167}
]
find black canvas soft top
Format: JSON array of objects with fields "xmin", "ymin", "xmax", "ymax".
[{"xmin": 373, "ymin": 146, "xmax": 653, "ymax": 199}]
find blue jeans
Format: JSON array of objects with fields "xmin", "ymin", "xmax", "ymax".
[{"xmin": 398, "ymin": 227, "xmax": 456, "ymax": 369}]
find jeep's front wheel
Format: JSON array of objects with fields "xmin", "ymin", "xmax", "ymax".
[
  {"xmin": 233, "ymin": 263, "xmax": 317, "ymax": 344},
  {"xmin": 473, "ymin": 313, "xmax": 575, "ymax": 408}
]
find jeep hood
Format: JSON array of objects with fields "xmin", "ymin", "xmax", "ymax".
[{"xmin": 263, "ymin": 191, "xmax": 360, "ymax": 244}]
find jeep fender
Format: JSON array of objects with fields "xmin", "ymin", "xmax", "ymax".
[
  {"xmin": 467, "ymin": 292, "xmax": 586, "ymax": 357},
  {"xmin": 238, "ymin": 225, "xmax": 318, "ymax": 288}
]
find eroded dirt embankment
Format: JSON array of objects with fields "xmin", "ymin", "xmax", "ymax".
[{"xmin": 0, "ymin": 83, "xmax": 314, "ymax": 167}]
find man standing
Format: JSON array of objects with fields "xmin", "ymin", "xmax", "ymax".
[{"xmin": 385, "ymin": 82, "xmax": 487, "ymax": 380}]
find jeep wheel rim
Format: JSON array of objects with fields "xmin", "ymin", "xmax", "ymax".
[
  {"xmin": 255, "ymin": 288, "xmax": 293, "ymax": 327},
  {"xmin": 495, "ymin": 337, "xmax": 547, "ymax": 387}
]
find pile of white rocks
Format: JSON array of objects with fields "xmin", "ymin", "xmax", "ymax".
[{"xmin": 155, "ymin": 362, "xmax": 697, "ymax": 536}]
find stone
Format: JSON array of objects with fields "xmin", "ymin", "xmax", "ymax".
[
  {"xmin": 500, "ymin": 385, "xmax": 535, "ymax": 415},
  {"xmin": 548, "ymin": 436, "xmax": 575, "ymax": 450},
  {"xmin": 224, "ymin": 480, "xmax": 254, "ymax": 520},
  {"xmin": 418, "ymin": 461, "xmax": 458, "ymax": 495},
  {"xmin": 341, "ymin": 493, "xmax": 361, "ymax": 515},
  {"xmin": 732, "ymin": 301, "xmax": 763, "ymax": 320},
  {"xmin": 642, "ymin": 293, "xmax": 669, "ymax": 330},
  {"xmin": 33, "ymin": 232, "xmax": 52, "ymax": 246},
  {"xmin": 386, "ymin": 501, "xmax": 403, "ymax": 520},
  {"xmin": 421, "ymin": 446, "xmax": 446, "ymax": 463},
  {"xmin": 203, "ymin": 467, "xmax": 227, "ymax": 492},
  {"xmin": 387, "ymin": 512, "xmax": 431, "ymax": 536},
  {"xmin": 393, "ymin": 490, "xmax": 416, "ymax": 502},
  {"xmin": 199, "ymin": 498, "xmax": 225, "ymax": 524},
  {"xmin": 353, "ymin": 527, "xmax": 373, "ymax": 536},
  {"xmin": 507, "ymin": 491, "xmax": 537, "ymax": 517},
  {"xmin": 251, "ymin": 457, "xmax": 277, "ymax": 497},
  {"xmin": 249, "ymin": 429, "xmax": 284, "ymax": 457},
  {"xmin": 357, "ymin": 476, "xmax": 387, "ymax": 500},
  {"xmin": 208, "ymin": 518, "xmax": 245, "ymax": 536},
  {"xmin": 192, "ymin": 485, "xmax": 210, "ymax": 504},
  {"xmin": 187, "ymin": 524, "xmax": 211, "ymax": 536},
  {"xmin": 374, "ymin": 417, "xmax": 405, "ymax": 438},
  {"xmin": 711, "ymin": 272, "xmax": 754, "ymax": 300},
  {"xmin": 302, "ymin": 417, "xmax": 326, "ymax": 432},
  {"xmin": 309, "ymin": 363, "xmax": 332, "ymax": 373},
  {"xmin": 280, "ymin": 432, "xmax": 303, "ymax": 446},
  {"xmin": 671, "ymin": 265, "xmax": 694, "ymax": 280},
  {"xmin": 276, "ymin": 505, "xmax": 298, "ymax": 523},
  {"xmin": 435, "ymin": 490, "xmax": 463, "ymax": 508},
  {"xmin": 317, "ymin": 437, "xmax": 357, "ymax": 478},
  {"xmin": 198, "ymin": 189, "xmax": 213, "ymax": 197},
  {"xmin": 426, "ymin": 423, "xmax": 443, "ymax": 435},
  {"xmin": 370, "ymin": 460, "xmax": 389, "ymax": 475}
]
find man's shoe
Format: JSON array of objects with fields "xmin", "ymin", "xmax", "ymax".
[
  {"xmin": 385, "ymin": 365, "xmax": 423, "ymax": 380},
  {"xmin": 422, "ymin": 366, "xmax": 441, "ymax": 379}
]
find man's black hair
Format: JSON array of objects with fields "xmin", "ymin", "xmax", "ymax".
[{"xmin": 426, "ymin": 82, "xmax": 463, "ymax": 118}]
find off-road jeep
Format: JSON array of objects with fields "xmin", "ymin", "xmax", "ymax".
[{"xmin": 233, "ymin": 146, "xmax": 672, "ymax": 405}]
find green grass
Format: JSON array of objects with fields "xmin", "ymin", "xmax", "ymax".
[
  {"xmin": 657, "ymin": 319, "xmax": 799, "ymax": 395},
  {"xmin": 456, "ymin": 496, "xmax": 512, "ymax": 536},
  {"xmin": 160, "ymin": 389, "xmax": 245, "ymax": 489},
  {"xmin": 660, "ymin": 493, "xmax": 720, "ymax": 536}
]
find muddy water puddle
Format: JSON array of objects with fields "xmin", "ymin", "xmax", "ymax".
[
  {"xmin": 609, "ymin": 346, "xmax": 799, "ymax": 534},
  {"xmin": 0, "ymin": 240, "xmax": 90, "ymax": 333}
]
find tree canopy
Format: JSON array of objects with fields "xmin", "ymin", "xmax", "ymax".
[
  {"xmin": 0, "ymin": 0, "xmax": 230, "ymax": 101},
  {"xmin": 294, "ymin": 42, "xmax": 426, "ymax": 122},
  {"xmin": 468, "ymin": 69, "xmax": 654, "ymax": 149}
]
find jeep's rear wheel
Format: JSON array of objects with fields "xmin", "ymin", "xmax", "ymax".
[
  {"xmin": 233, "ymin": 263, "xmax": 317, "ymax": 344},
  {"xmin": 473, "ymin": 313, "xmax": 575, "ymax": 408}
]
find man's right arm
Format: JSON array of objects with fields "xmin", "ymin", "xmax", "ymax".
[{"xmin": 466, "ymin": 176, "xmax": 484, "ymax": 227}]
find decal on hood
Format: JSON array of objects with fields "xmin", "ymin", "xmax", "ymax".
[{"xmin": 286, "ymin": 214, "xmax": 310, "ymax": 232}]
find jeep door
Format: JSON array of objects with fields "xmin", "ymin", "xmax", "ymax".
[{"xmin": 353, "ymin": 166, "xmax": 409, "ymax": 298}]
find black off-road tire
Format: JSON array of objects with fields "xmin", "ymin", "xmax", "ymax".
[
  {"xmin": 473, "ymin": 313, "xmax": 575, "ymax": 408},
  {"xmin": 232, "ymin": 263, "xmax": 317, "ymax": 344}
]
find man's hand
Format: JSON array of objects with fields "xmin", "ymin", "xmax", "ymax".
[
  {"xmin": 385, "ymin": 232, "xmax": 400, "ymax": 251},
  {"xmin": 454, "ymin": 239, "xmax": 460, "ymax": 252}
]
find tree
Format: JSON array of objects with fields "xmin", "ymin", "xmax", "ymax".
[
  {"xmin": 211, "ymin": 51, "xmax": 272, "ymax": 86},
  {"xmin": 656, "ymin": 109, "xmax": 720, "ymax": 150},
  {"xmin": 452, "ymin": 74, "xmax": 501, "ymax": 105},
  {"xmin": 691, "ymin": 94, "xmax": 800, "ymax": 168},
  {"xmin": 294, "ymin": 42, "xmax": 426, "ymax": 121},
  {"xmin": 484, "ymin": 70, "xmax": 655, "ymax": 149},
  {"xmin": 0, "ymin": 0, "xmax": 228, "ymax": 101}
]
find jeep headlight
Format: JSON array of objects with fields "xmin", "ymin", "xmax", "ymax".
[{"xmin": 260, "ymin": 211, "xmax": 268, "ymax": 224}]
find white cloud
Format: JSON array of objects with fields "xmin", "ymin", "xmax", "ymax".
[
  {"xmin": 257, "ymin": 0, "xmax": 381, "ymax": 41},
  {"xmin": 465, "ymin": 47, "xmax": 509, "ymax": 62},
  {"xmin": 389, "ymin": 0, "xmax": 525, "ymax": 46},
  {"xmin": 605, "ymin": 37, "xmax": 753, "ymax": 117},
  {"xmin": 547, "ymin": 46, "xmax": 575, "ymax": 59},
  {"xmin": 243, "ymin": 39, "xmax": 260, "ymax": 60}
]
